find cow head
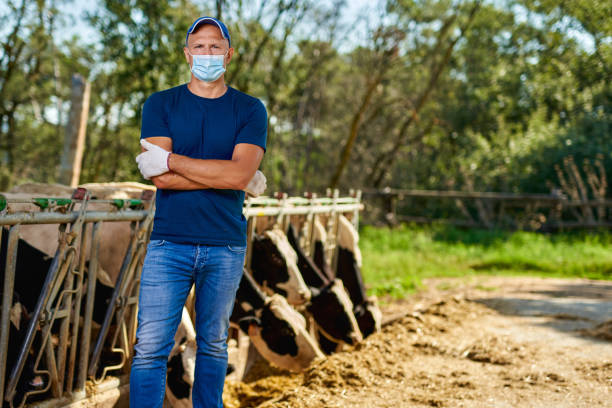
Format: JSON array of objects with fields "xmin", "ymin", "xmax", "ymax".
[
  {"xmin": 307, "ymin": 279, "xmax": 363, "ymax": 346},
  {"xmin": 251, "ymin": 229, "xmax": 311, "ymax": 305},
  {"xmin": 284, "ymin": 224, "xmax": 362, "ymax": 346},
  {"xmin": 242, "ymin": 294, "xmax": 324, "ymax": 372}
]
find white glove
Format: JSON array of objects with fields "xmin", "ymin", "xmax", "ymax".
[
  {"xmin": 244, "ymin": 170, "xmax": 267, "ymax": 197},
  {"xmin": 136, "ymin": 139, "xmax": 170, "ymax": 180}
]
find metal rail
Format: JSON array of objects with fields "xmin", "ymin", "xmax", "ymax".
[
  {"xmin": 0, "ymin": 211, "xmax": 150, "ymax": 226},
  {"xmin": 0, "ymin": 202, "xmax": 362, "ymax": 226}
]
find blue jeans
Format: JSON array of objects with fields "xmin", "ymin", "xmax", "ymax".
[{"xmin": 129, "ymin": 239, "xmax": 245, "ymax": 408}]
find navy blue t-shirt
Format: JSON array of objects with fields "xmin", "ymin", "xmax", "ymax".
[{"xmin": 140, "ymin": 84, "xmax": 267, "ymax": 246}]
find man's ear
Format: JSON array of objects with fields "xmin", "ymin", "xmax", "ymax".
[
  {"xmin": 226, "ymin": 47, "xmax": 234, "ymax": 65},
  {"xmin": 183, "ymin": 47, "xmax": 191, "ymax": 64}
]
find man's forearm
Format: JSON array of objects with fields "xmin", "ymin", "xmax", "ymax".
[
  {"xmin": 152, "ymin": 171, "xmax": 211, "ymax": 190},
  {"xmin": 168, "ymin": 154, "xmax": 251, "ymax": 190}
]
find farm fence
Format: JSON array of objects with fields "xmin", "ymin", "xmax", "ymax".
[{"xmin": 362, "ymin": 188, "xmax": 612, "ymax": 230}]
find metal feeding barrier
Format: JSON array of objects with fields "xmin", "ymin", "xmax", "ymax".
[
  {"xmin": 0, "ymin": 188, "xmax": 155, "ymax": 408},
  {"xmin": 0, "ymin": 187, "xmax": 362, "ymax": 407}
]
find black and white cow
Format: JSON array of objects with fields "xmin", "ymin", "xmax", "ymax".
[
  {"xmin": 285, "ymin": 224, "xmax": 362, "ymax": 347},
  {"xmin": 168, "ymin": 269, "xmax": 324, "ymax": 403},
  {"xmin": 312, "ymin": 216, "xmax": 382, "ymax": 339},
  {"xmin": 231, "ymin": 271, "xmax": 324, "ymax": 372},
  {"xmin": 250, "ymin": 229, "xmax": 311, "ymax": 305},
  {"xmin": 335, "ymin": 215, "xmax": 382, "ymax": 338}
]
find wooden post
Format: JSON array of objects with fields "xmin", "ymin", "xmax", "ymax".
[
  {"xmin": 59, "ymin": 74, "xmax": 90, "ymax": 187},
  {"xmin": 385, "ymin": 193, "xmax": 398, "ymax": 226}
]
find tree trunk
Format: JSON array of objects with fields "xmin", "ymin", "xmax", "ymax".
[
  {"xmin": 59, "ymin": 74, "xmax": 91, "ymax": 187},
  {"xmin": 328, "ymin": 71, "xmax": 385, "ymax": 189},
  {"xmin": 216, "ymin": 0, "xmax": 224, "ymax": 20},
  {"xmin": 367, "ymin": 2, "xmax": 481, "ymax": 187}
]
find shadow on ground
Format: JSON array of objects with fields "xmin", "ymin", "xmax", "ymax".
[{"xmin": 472, "ymin": 279, "xmax": 612, "ymax": 344}]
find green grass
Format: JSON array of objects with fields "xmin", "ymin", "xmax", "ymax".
[{"xmin": 359, "ymin": 224, "xmax": 612, "ymax": 299}]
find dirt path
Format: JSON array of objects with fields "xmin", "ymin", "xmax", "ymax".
[{"xmin": 223, "ymin": 276, "xmax": 612, "ymax": 408}]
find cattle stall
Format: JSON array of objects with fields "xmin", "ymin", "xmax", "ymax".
[{"xmin": 0, "ymin": 187, "xmax": 362, "ymax": 408}]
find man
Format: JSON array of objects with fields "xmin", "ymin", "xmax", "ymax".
[{"xmin": 131, "ymin": 16, "xmax": 267, "ymax": 408}]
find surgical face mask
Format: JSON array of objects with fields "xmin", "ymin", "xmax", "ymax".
[{"xmin": 189, "ymin": 52, "xmax": 226, "ymax": 82}]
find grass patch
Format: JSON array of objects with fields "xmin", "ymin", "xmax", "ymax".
[{"xmin": 359, "ymin": 224, "xmax": 612, "ymax": 299}]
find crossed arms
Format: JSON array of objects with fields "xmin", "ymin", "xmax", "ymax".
[{"xmin": 138, "ymin": 136, "xmax": 265, "ymax": 193}]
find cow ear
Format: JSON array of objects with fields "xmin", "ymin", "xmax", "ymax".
[{"xmin": 238, "ymin": 316, "xmax": 261, "ymax": 334}]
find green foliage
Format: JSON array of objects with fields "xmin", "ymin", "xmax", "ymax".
[
  {"xmin": 0, "ymin": 0, "xmax": 90, "ymax": 188},
  {"xmin": 0, "ymin": 0, "xmax": 610, "ymax": 196},
  {"xmin": 360, "ymin": 224, "xmax": 612, "ymax": 299}
]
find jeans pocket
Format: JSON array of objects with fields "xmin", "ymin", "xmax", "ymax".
[
  {"xmin": 147, "ymin": 239, "xmax": 166, "ymax": 248},
  {"xmin": 226, "ymin": 244, "xmax": 247, "ymax": 253}
]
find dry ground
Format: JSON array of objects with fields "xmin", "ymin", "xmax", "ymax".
[{"xmin": 223, "ymin": 276, "xmax": 612, "ymax": 408}]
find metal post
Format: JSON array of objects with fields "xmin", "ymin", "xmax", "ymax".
[
  {"xmin": 66, "ymin": 222, "xmax": 89, "ymax": 395},
  {"xmin": 56, "ymin": 224, "xmax": 82, "ymax": 393},
  {"xmin": 76, "ymin": 221, "xmax": 101, "ymax": 392},
  {"xmin": 0, "ymin": 224, "xmax": 19, "ymax": 406}
]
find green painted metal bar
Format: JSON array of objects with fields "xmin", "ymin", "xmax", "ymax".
[
  {"xmin": 0, "ymin": 194, "xmax": 6, "ymax": 213},
  {"xmin": 33, "ymin": 198, "xmax": 73, "ymax": 209}
]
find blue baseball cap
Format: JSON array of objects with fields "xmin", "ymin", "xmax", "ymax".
[{"xmin": 185, "ymin": 16, "xmax": 231, "ymax": 47}]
